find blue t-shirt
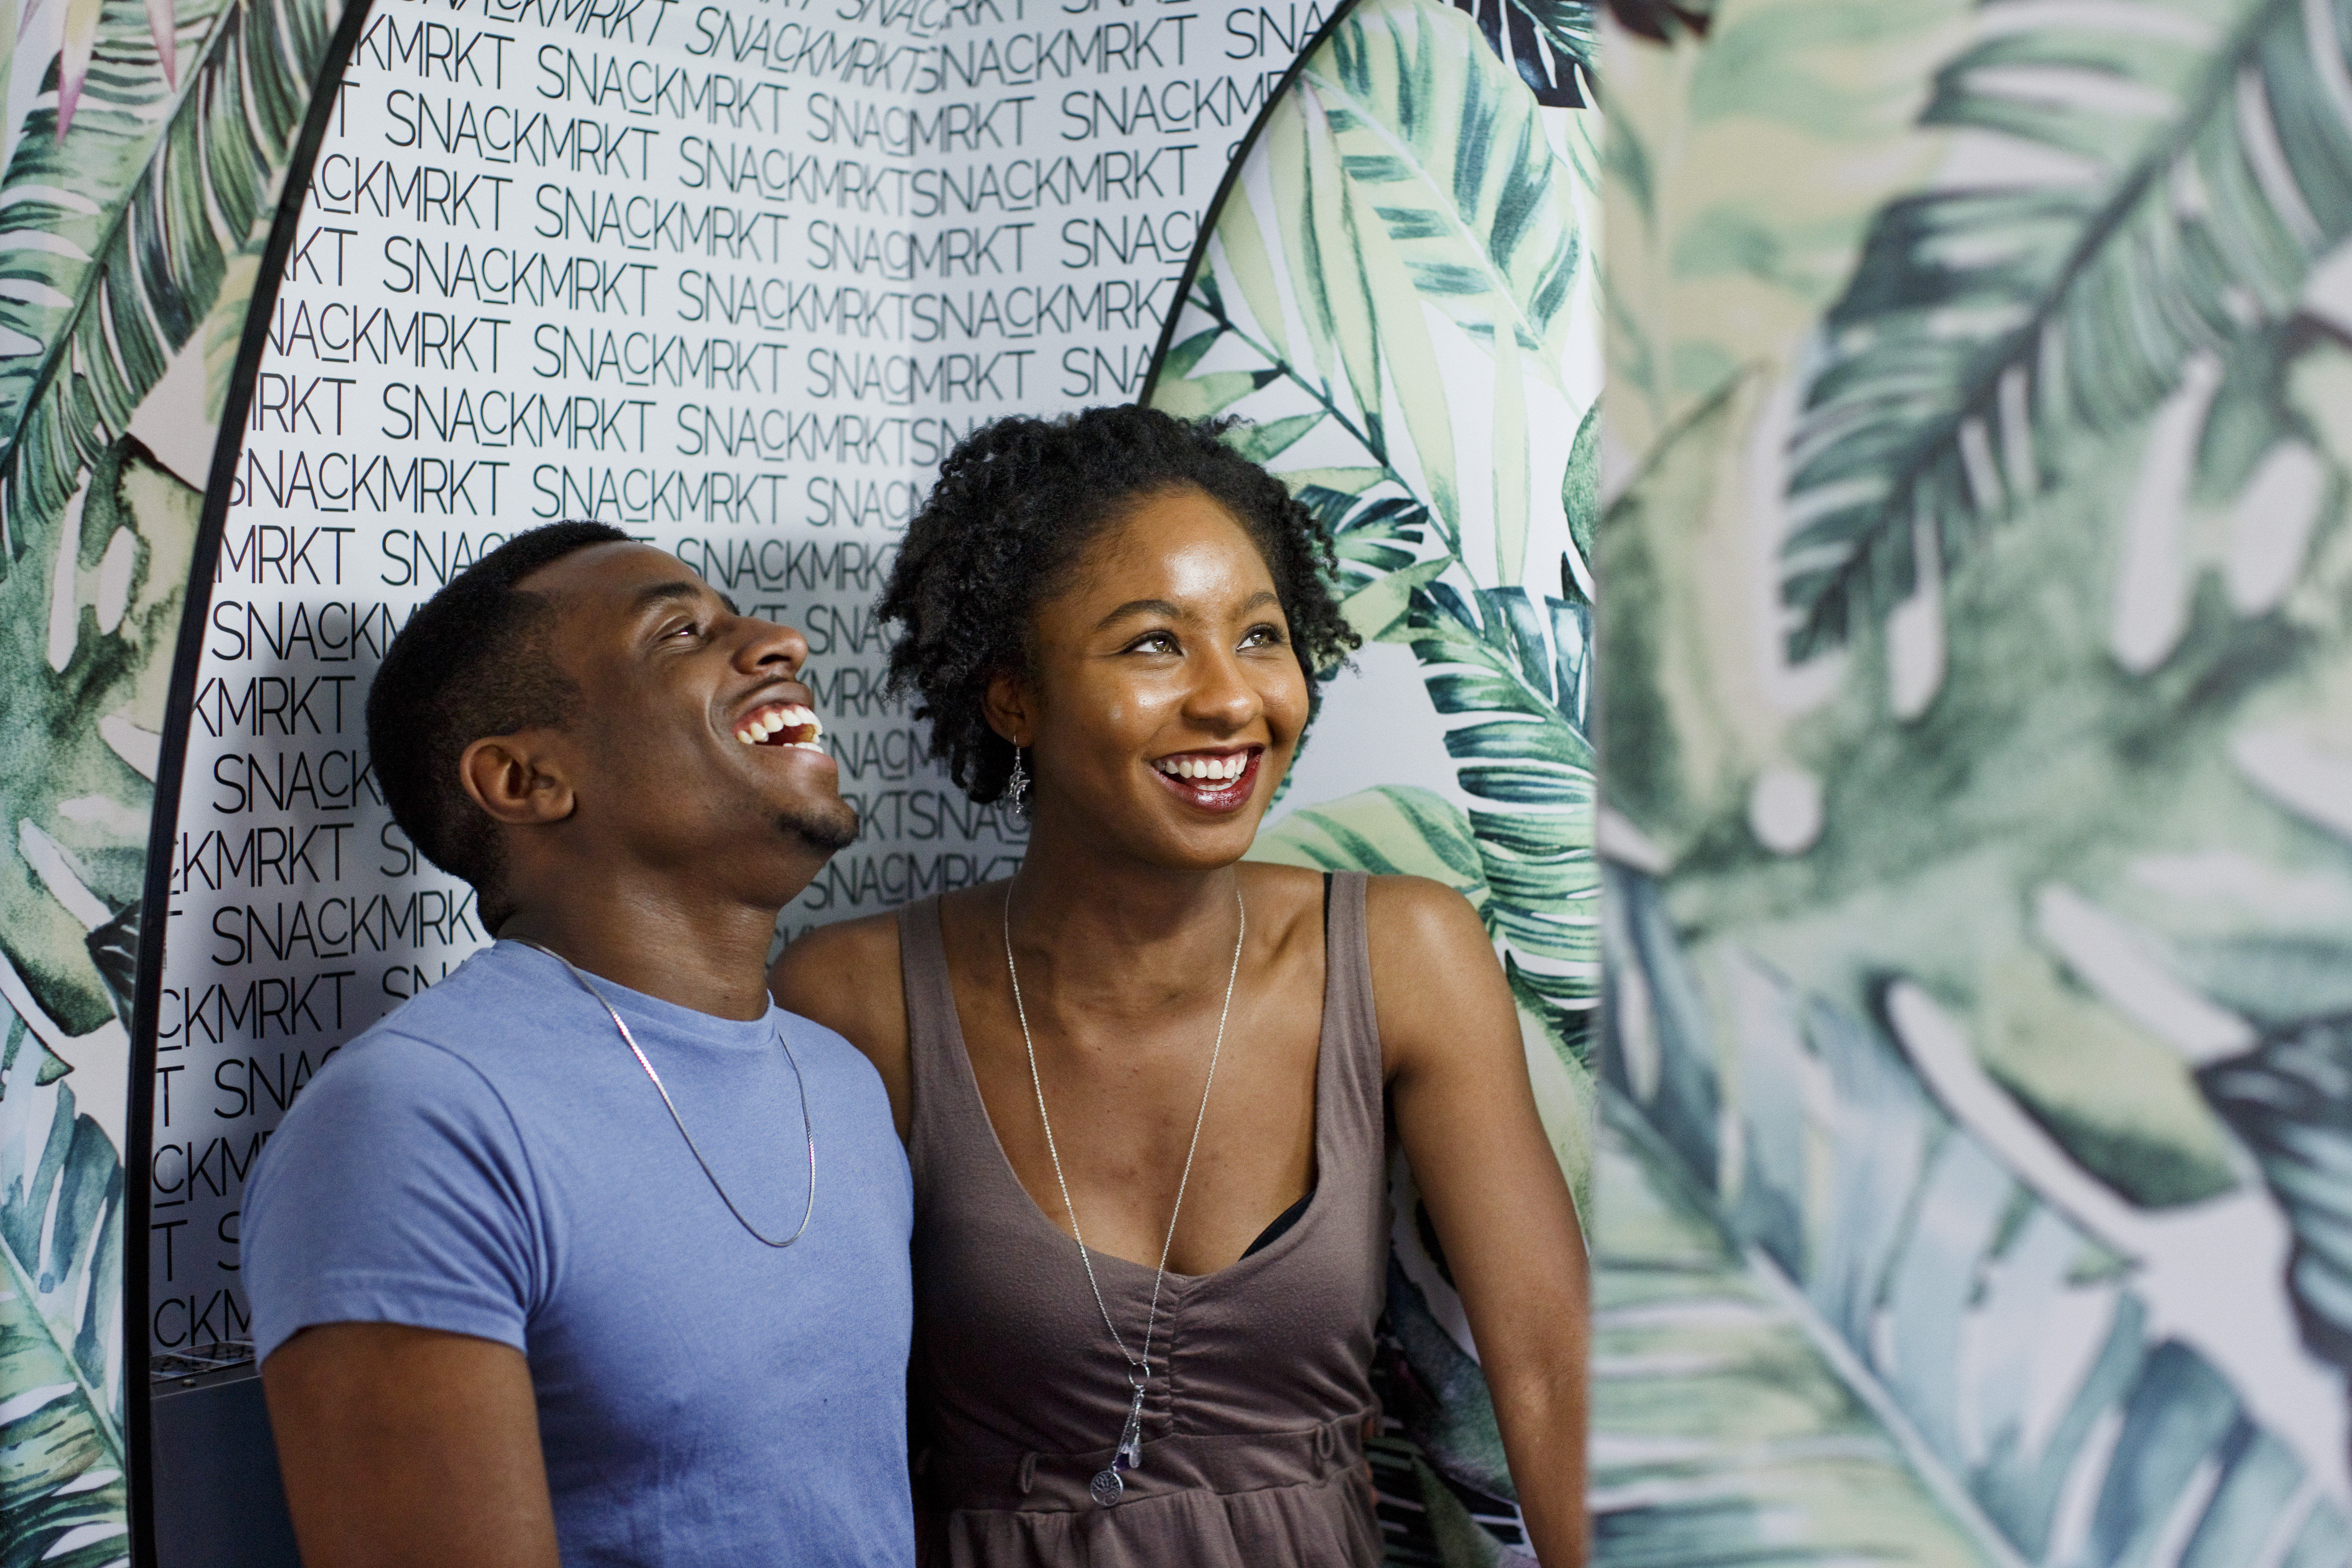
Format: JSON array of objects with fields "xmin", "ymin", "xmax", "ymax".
[{"xmin": 244, "ymin": 940, "xmax": 914, "ymax": 1568}]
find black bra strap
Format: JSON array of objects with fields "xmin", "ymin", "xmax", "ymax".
[{"xmin": 1241, "ymin": 1189, "xmax": 1313, "ymax": 1258}]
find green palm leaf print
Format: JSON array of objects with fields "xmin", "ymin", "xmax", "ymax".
[
  {"xmin": 1783, "ymin": 0, "xmax": 2352, "ymax": 660},
  {"xmin": 1152, "ymin": 0, "xmax": 1600, "ymax": 1032},
  {"xmin": 0, "ymin": 0, "xmax": 340, "ymax": 575},
  {"xmin": 0, "ymin": 1005, "xmax": 130, "ymax": 1568},
  {"xmin": 0, "ymin": 0, "xmax": 232, "ymax": 458},
  {"xmin": 0, "ymin": 0, "xmax": 344, "ymax": 1037},
  {"xmin": 1447, "ymin": 0, "xmax": 1595, "ymax": 108},
  {"xmin": 0, "ymin": 0, "xmax": 350, "ymax": 1554}
]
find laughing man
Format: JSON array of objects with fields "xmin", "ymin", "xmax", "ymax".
[{"xmin": 243, "ymin": 522, "xmax": 911, "ymax": 1568}]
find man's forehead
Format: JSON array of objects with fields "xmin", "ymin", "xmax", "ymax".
[
  {"xmin": 518, "ymin": 544, "xmax": 747, "ymax": 664},
  {"xmin": 517, "ymin": 540, "xmax": 696, "ymax": 603}
]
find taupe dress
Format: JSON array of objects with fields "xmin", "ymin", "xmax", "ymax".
[{"xmin": 898, "ymin": 872, "xmax": 1388, "ymax": 1567}]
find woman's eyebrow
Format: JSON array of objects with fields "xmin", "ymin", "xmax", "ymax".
[
  {"xmin": 1094, "ymin": 597, "xmax": 1184, "ymax": 630},
  {"xmin": 1093, "ymin": 591, "xmax": 1279, "ymax": 631}
]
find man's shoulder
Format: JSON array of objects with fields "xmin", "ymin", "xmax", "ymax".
[
  {"xmin": 275, "ymin": 1020, "xmax": 506, "ymax": 1153},
  {"xmin": 282, "ymin": 946, "xmax": 558, "ymax": 1129},
  {"xmin": 343, "ymin": 942, "xmax": 571, "ymax": 1059},
  {"xmin": 772, "ymin": 1006, "xmax": 894, "ymax": 1108}
]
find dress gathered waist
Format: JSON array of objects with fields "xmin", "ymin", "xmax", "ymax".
[{"xmin": 924, "ymin": 1413, "xmax": 1369, "ymax": 1513}]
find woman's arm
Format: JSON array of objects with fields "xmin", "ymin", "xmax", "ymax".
[
  {"xmin": 1373, "ymin": 876, "xmax": 1589, "ymax": 1568},
  {"xmin": 769, "ymin": 915, "xmax": 914, "ymax": 1142}
]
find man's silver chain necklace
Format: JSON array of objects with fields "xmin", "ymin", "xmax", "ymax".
[
  {"xmin": 1002, "ymin": 877, "xmax": 1246, "ymax": 1509},
  {"xmin": 519, "ymin": 941, "xmax": 816, "ymax": 1248}
]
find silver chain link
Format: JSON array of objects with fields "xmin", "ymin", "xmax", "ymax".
[
  {"xmin": 520, "ymin": 942, "xmax": 817, "ymax": 1249},
  {"xmin": 1002, "ymin": 877, "xmax": 1246, "ymax": 1388}
]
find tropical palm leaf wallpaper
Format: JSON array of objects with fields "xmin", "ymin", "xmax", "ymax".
[
  {"xmin": 1603, "ymin": 0, "xmax": 2352, "ymax": 1562},
  {"xmin": 1144, "ymin": 0, "xmax": 1599, "ymax": 1555},
  {"xmin": 0, "ymin": 0, "xmax": 352, "ymax": 1552}
]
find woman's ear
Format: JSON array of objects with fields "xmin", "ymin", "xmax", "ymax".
[
  {"xmin": 459, "ymin": 733, "xmax": 577, "ymax": 827},
  {"xmin": 982, "ymin": 669, "xmax": 1033, "ymax": 749}
]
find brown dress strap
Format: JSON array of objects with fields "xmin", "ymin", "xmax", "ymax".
[
  {"xmin": 896, "ymin": 895, "xmax": 983, "ymax": 1199},
  {"xmin": 1318, "ymin": 871, "xmax": 1385, "ymax": 1180}
]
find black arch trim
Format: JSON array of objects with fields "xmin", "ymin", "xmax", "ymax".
[
  {"xmin": 125, "ymin": 0, "xmax": 381, "ymax": 1557},
  {"xmin": 1136, "ymin": 0, "xmax": 1366, "ymax": 410}
]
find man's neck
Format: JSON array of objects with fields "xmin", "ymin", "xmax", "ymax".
[{"xmin": 498, "ymin": 895, "xmax": 780, "ymax": 1022}]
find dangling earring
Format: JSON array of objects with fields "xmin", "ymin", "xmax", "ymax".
[{"xmin": 1007, "ymin": 748, "xmax": 1029, "ymax": 816}]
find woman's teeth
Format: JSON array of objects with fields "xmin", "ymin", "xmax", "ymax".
[
  {"xmin": 736, "ymin": 703, "xmax": 824, "ymax": 748},
  {"xmin": 1155, "ymin": 753, "xmax": 1249, "ymax": 782}
]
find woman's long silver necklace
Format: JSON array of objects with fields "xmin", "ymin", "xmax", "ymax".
[
  {"xmin": 1002, "ymin": 877, "xmax": 1246, "ymax": 1508},
  {"xmin": 518, "ymin": 941, "xmax": 817, "ymax": 1248}
]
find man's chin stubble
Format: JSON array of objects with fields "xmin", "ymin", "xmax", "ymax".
[{"xmin": 779, "ymin": 801, "xmax": 861, "ymax": 853}]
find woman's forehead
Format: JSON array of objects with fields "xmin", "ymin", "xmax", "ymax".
[{"xmin": 1068, "ymin": 492, "xmax": 1275, "ymax": 598}]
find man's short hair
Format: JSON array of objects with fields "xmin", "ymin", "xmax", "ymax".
[{"xmin": 368, "ymin": 521, "xmax": 631, "ymax": 929}]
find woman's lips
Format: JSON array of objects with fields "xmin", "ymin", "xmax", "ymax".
[{"xmin": 1148, "ymin": 749, "xmax": 1261, "ymax": 812}]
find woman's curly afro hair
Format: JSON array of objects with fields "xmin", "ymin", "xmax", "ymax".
[{"xmin": 881, "ymin": 405, "xmax": 1360, "ymax": 804}]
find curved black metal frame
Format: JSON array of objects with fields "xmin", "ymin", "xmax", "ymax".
[
  {"xmin": 1136, "ymin": 0, "xmax": 1365, "ymax": 408},
  {"xmin": 125, "ymin": 0, "xmax": 381, "ymax": 1555}
]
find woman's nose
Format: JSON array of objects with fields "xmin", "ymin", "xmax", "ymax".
[{"xmin": 1187, "ymin": 647, "xmax": 1259, "ymax": 726}]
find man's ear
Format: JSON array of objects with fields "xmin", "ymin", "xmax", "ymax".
[
  {"xmin": 981, "ymin": 669, "xmax": 1033, "ymax": 749},
  {"xmin": 459, "ymin": 733, "xmax": 577, "ymax": 827}
]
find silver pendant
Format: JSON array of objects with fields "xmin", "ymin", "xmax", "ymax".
[
  {"xmin": 1093, "ymin": 1384, "xmax": 1146, "ymax": 1506},
  {"xmin": 1117, "ymin": 1383, "xmax": 1145, "ymax": 1470}
]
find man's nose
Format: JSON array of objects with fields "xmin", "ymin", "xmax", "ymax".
[{"xmin": 735, "ymin": 614, "xmax": 809, "ymax": 676}]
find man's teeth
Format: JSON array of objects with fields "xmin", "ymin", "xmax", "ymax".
[
  {"xmin": 1156, "ymin": 753, "xmax": 1249, "ymax": 782},
  {"xmin": 736, "ymin": 703, "xmax": 822, "ymax": 746}
]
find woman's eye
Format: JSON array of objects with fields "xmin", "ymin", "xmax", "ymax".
[
  {"xmin": 1132, "ymin": 631, "xmax": 1179, "ymax": 654},
  {"xmin": 1242, "ymin": 624, "xmax": 1286, "ymax": 648}
]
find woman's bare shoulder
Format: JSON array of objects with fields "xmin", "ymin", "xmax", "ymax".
[
  {"xmin": 771, "ymin": 911, "xmax": 915, "ymax": 1137},
  {"xmin": 769, "ymin": 913, "xmax": 905, "ymax": 1048},
  {"xmin": 1236, "ymin": 860, "xmax": 1328, "ymax": 893},
  {"xmin": 1359, "ymin": 874, "xmax": 1512, "ymax": 1072},
  {"xmin": 1235, "ymin": 860, "xmax": 1339, "ymax": 913},
  {"xmin": 1233, "ymin": 860, "xmax": 1342, "ymax": 956},
  {"xmin": 774, "ymin": 909, "xmax": 902, "ymax": 969},
  {"xmin": 1360, "ymin": 872, "xmax": 1489, "ymax": 948}
]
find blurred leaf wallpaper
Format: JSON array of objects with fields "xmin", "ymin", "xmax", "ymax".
[{"xmin": 1599, "ymin": 0, "xmax": 2352, "ymax": 1562}]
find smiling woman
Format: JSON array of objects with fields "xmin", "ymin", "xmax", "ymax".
[{"xmin": 770, "ymin": 406, "xmax": 1589, "ymax": 1568}]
